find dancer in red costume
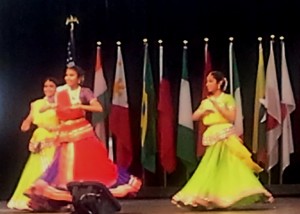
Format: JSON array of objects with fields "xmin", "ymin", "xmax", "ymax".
[{"xmin": 26, "ymin": 66, "xmax": 141, "ymax": 211}]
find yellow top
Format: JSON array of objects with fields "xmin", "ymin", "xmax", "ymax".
[
  {"xmin": 199, "ymin": 93, "xmax": 263, "ymax": 173},
  {"xmin": 31, "ymin": 99, "xmax": 58, "ymax": 127},
  {"xmin": 199, "ymin": 93, "xmax": 236, "ymax": 146},
  {"xmin": 200, "ymin": 93, "xmax": 235, "ymax": 126},
  {"xmin": 30, "ymin": 98, "xmax": 59, "ymax": 144}
]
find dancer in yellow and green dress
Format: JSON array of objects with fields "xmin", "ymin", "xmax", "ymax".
[
  {"xmin": 172, "ymin": 71, "xmax": 273, "ymax": 209},
  {"xmin": 7, "ymin": 77, "xmax": 59, "ymax": 210}
]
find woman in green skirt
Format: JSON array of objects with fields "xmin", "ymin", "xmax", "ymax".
[{"xmin": 172, "ymin": 71, "xmax": 273, "ymax": 209}]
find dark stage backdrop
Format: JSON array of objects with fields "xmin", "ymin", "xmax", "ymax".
[{"xmin": 1, "ymin": 0, "xmax": 300, "ymax": 200}]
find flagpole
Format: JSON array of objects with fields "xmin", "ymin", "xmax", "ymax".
[
  {"xmin": 255, "ymin": 36, "xmax": 262, "ymax": 160},
  {"xmin": 183, "ymin": 39, "xmax": 192, "ymax": 181},
  {"xmin": 159, "ymin": 39, "xmax": 163, "ymax": 82},
  {"xmin": 279, "ymin": 35, "xmax": 284, "ymax": 185},
  {"xmin": 65, "ymin": 15, "xmax": 79, "ymax": 31},
  {"xmin": 65, "ymin": 15, "xmax": 79, "ymax": 66},
  {"xmin": 158, "ymin": 39, "xmax": 168, "ymax": 187},
  {"xmin": 196, "ymin": 37, "xmax": 210, "ymax": 158},
  {"xmin": 279, "ymin": 35, "xmax": 295, "ymax": 185},
  {"xmin": 142, "ymin": 38, "xmax": 148, "ymax": 80},
  {"xmin": 267, "ymin": 34, "xmax": 274, "ymax": 186},
  {"xmin": 204, "ymin": 38, "xmax": 209, "ymax": 65},
  {"xmin": 94, "ymin": 41, "xmax": 108, "ymax": 145},
  {"xmin": 253, "ymin": 36, "xmax": 263, "ymax": 155},
  {"xmin": 142, "ymin": 38, "xmax": 148, "ymax": 185},
  {"xmin": 267, "ymin": 34, "xmax": 276, "ymax": 185},
  {"xmin": 267, "ymin": 167, "xmax": 272, "ymax": 185},
  {"xmin": 229, "ymin": 37, "xmax": 234, "ymax": 95},
  {"xmin": 203, "ymin": 37, "xmax": 209, "ymax": 96}
]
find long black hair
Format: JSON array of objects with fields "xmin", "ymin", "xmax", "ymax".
[
  {"xmin": 67, "ymin": 65, "xmax": 86, "ymax": 84},
  {"xmin": 68, "ymin": 65, "xmax": 85, "ymax": 77}
]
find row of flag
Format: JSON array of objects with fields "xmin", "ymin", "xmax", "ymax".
[
  {"xmin": 90, "ymin": 40, "xmax": 219, "ymax": 174},
  {"xmin": 92, "ymin": 42, "xmax": 177, "ymax": 173},
  {"xmin": 67, "ymin": 23, "xmax": 295, "ymax": 183},
  {"xmin": 253, "ymin": 38, "xmax": 296, "ymax": 183}
]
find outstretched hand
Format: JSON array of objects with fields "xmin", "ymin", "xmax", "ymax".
[
  {"xmin": 39, "ymin": 104, "xmax": 56, "ymax": 113},
  {"xmin": 21, "ymin": 120, "xmax": 31, "ymax": 132},
  {"xmin": 203, "ymin": 109, "xmax": 215, "ymax": 116},
  {"xmin": 29, "ymin": 142, "xmax": 41, "ymax": 153}
]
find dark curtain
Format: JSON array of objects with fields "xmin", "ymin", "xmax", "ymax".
[{"xmin": 1, "ymin": 0, "xmax": 300, "ymax": 199}]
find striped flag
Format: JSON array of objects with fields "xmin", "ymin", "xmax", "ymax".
[
  {"xmin": 229, "ymin": 41, "xmax": 244, "ymax": 136},
  {"xmin": 280, "ymin": 39, "xmax": 296, "ymax": 182},
  {"xmin": 109, "ymin": 45, "xmax": 132, "ymax": 168},
  {"xmin": 92, "ymin": 45, "xmax": 109, "ymax": 144},
  {"xmin": 177, "ymin": 43, "xmax": 197, "ymax": 173},
  {"xmin": 141, "ymin": 42, "xmax": 157, "ymax": 173},
  {"xmin": 157, "ymin": 43, "xmax": 176, "ymax": 173},
  {"xmin": 66, "ymin": 24, "xmax": 76, "ymax": 67},
  {"xmin": 196, "ymin": 42, "xmax": 212, "ymax": 157},
  {"xmin": 265, "ymin": 39, "xmax": 281, "ymax": 171},
  {"xmin": 252, "ymin": 41, "xmax": 267, "ymax": 168}
]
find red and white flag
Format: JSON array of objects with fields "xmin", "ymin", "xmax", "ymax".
[
  {"xmin": 280, "ymin": 39, "xmax": 295, "ymax": 182},
  {"xmin": 197, "ymin": 42, "xmax": 212, "ymax": 157},
  {"xmin": 109, "ymin": 45, "xmax": 132, "ymax": 169},
  {"xmin": 264, "ymin": 39, "xmax": 282, "ymax": 171},
  {"xmin": 157, "ymin": 43, "xmax": 176, "ymax": 173}
]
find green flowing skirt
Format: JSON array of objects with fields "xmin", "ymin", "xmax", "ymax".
[
  {"xmin": 172, "ymin": 135, "xmax": 273, "ymax": 209},
  {"xmin": 7, "ymin": 146, "xmax": 55, "ymax": 210}
]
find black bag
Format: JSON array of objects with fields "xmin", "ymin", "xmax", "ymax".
[{"xmin": 67, "ymin": 181, "xmax": 121, "ymax": 214}]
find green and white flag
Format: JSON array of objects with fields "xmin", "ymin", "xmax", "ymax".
[
  {"xmin": 176, "ymin": 44, "xmax": 197, "ymax": 173},
  {"xmin": 229, "ymin": 41, "xmax": 244, "ymax": 136},
  {"xmin": 92, "ymin": 45, "xmax": 109, "ymax": 144}
]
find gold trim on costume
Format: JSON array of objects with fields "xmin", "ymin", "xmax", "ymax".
[
  {"xmin": 172, "ymin": 187, "xmax": 273, "ymax": 209},
  {"xmin": 203, "ymin": 125, "xmax": 235, "ymax": 146}
]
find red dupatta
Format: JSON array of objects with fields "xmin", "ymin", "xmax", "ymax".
[{"xmin": 56, "ymin": 88, "xmax": 85, "ymax": 121}]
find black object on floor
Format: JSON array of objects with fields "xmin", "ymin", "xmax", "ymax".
[{"xmin": 67, "ymin": 181, "xmax": 121, "ymax": 214}]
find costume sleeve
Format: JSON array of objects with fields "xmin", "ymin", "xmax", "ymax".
[
  {"xmin": 81, "ymin": 87, "xmax": 96, "ymax": 104},
  {"xmin": 199, "ymin": 99, "xmax": 215, "ymax": 111},
  {"xmin": 225, "ymin": 94, "xmax": 236, "ymax": 110},
  {"xmin": 198, "ymin": 100, "xmax": 205, "ymax": 111}
]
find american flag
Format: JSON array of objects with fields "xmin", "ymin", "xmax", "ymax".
[{"xmin": 66, "ymin": 28, "xmax": 76, "ymax": 67}]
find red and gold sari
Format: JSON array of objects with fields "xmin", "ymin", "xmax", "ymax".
[{"xmin": 25, "ymin": 87, "xmax": 118, "ymax": 211}]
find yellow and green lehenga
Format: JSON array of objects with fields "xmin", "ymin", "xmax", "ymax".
[
  {"xmin": 7, "ymin": 98, "xmax": 58, "ymax": 210},
  {"xmin": 172, "ymin": 93, "xmax": 273, "ymax": 209}
]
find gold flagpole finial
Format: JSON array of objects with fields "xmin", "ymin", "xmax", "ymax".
[{"xmin": 66, "ymin": 15, "xmax": 79, "ymax": 31}]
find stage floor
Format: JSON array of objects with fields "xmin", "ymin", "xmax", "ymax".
[{"xmin": 1, "ymin": 197, "xmax": 300, "ymax": 214}]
